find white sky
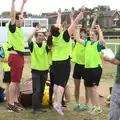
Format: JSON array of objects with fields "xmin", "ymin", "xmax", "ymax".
[{"xmin": 0, "ymin": 0, "xmax": 119, "ymax": 14}]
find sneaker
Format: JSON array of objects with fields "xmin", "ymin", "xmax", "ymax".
[
  {"xmin": 55, "ymin": 105, "xmax": 64, "ymax": 116},
  {"xmin": 32, "ymin": 108, "xmax": 47, "ymax": 114},
  {"xmin": 73, "ymin": 104, "xmax": 80, "ymax": 111},
  {"xmin": 6, "ymin": 106, "xmax": 13, "ymax": 112},
  {"xmin": 88, "ymin": 107, "xmax": 95, "ymax": 114},
  {"xmin": 32, "ymin": 110, "xmax": 40, "ymax": 114},
  {"xmin": 7, "ymin": 103, "xmax": 20, "ymax": 113},
  {"xmin": 39, "ymin": 108, "xmax": 47, "ymax": 113},
  {"xmin": 81, "ymin": 104, "xmax": 89, "ymax": 111},
  {"xmin": 14, "ymin": 102, "xmax": 24, "ymax": 111},
  {"xmin": 88, "ymin": 107, "xmax": 103, "ymax": 115}
]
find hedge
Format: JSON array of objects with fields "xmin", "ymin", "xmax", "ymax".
[{"xmin": 103, "ymin": 30, "xmax": 120, "ymax": 35}]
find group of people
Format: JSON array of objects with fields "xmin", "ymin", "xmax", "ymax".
[{"xmin": 0, "ymin": 0, "xmax": 120, "ymax": 120}]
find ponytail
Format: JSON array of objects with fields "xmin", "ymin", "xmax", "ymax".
[{"xmin": 47, "ymin": 34, "xmax": 53, "ymax": 47}]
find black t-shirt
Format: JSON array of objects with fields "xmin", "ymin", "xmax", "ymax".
[
  {"xmin": 8, "ymin": 23, "xmax": 24, "ymax": 56},
  {"xmin": 62, "ymin": 30, "xmax": 70, "ymax": 42}
]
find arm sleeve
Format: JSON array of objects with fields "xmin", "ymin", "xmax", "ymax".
[
  {"xmin": 0, "ymin": 47, "xmax": 4, "ymax": 58},
  {"xmin": 63, "ymin": 30, "xmax": 70, "ymax": 42},
  {"xmin": 9, "ymin": 22, "xmax": 16, "ymax": 33},
  {"xmin": 84, "ymin": 40, "xmax": 88, "ymax": 47},
  {"xmin": 28, "ymin": 42, "xmax": 34, "ymax": 53},
  {"xmin": 97, "ymin": 42, "xmax": 104, "ymax": 52},
  {"xmin": 46, "ymin": 46, "xmax": 50, "ymax": 53}
]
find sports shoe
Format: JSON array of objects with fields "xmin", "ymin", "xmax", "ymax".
[
  {"xmin": 88, "ymin": 107, "xmax": 103, "ymax": 115},
  {"xmin": 53, "ymin": 103, "xmax": 64, "ymax": 116},
  {"xmin": 39, "ymin": 108, "xmax": 47, "ymax": 113},
  {"xmin": 32, "ymin": 108, "xmax": 47, "ymax": 114},
  {"xmin": 81, "ymin": 104, "xmax": 89, "ymax": 111},
  {"xmin": 14, "ymin": 102, "xmax": 24, "ymax": 111},
  {"xmin": 73, "ymin": 104, "xmax": 80, "ymax": 111},
  {"xmin": 7, "ymin": 103, "xmax": 20, "ymax": 113},
  {"xmin": 56, "ymin": 105, "xmax": 64, "ymax": 116}
]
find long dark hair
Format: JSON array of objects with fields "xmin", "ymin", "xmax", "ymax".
[
  {"xmin": 47, "ymin": 34, "xmax": 53, "ymax": 47},
  {"xmin": 47, "ymin": 25, "xmax": 60, "ymax": 47}
]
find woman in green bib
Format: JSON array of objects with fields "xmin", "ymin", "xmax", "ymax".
[
  {"xmin": 72, "ymin": 13, "xmax": 98, "ymax": 111},
  {"xmin": 75, "ymin": 24, "xmax": 105, "ymax": 115},
  {"xmin": 47, "ymin": 6, "xmax": 86, "ymax": 116}
]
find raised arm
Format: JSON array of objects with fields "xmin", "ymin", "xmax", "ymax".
[
  {"xmin": 68, "ymin": 6, "xmax": 86, "ymax": 36},
  {"xmin": 96, "ymin": 25, "xmax": 105, "ymax": 45},
  {"xmin": 20, "ymin": 0, "xmax": 27, "ymax": 17},
  {"xmin": 55, "ymin": 8, "xmax": 61, "ymax": 28},
  {"xmin": 90, "ymin": 13, "xmax": 97, "ymax": 31},
  {"xmin": 75, "ymin": 26, "xmax": 84, "ymax": 45},
  {"xmin": 69, "ymin": 12, "xmax": 76, "ymax": 38},
  {"xmin": 70, "ymin": 12, "xmax": 74, "ymax": 24},
  {"xmin": 27, "ymin": 24, "xmax": 40, "ymax": 44},
  {"xmin": 10, "ymin": 0, "xmax": 16, "ymax": 25}
]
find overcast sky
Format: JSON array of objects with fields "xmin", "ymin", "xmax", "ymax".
[{"xmin": 0, "ymin": 0, "xmax": 119, "ymax": 14}]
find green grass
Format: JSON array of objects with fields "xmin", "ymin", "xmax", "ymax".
[{"xmin": 0, "ymin": 103, "xmax": 109, "ymax": 120}]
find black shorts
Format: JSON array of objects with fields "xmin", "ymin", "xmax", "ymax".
[
  {"xmin": 84, "ymin": 67, "xmax": 102, "ymax": 87},
  {"xmin": 73, "ymin": 63, "xmax": 85, "ymax": 80},
  {"xmin": 52, "ymin": 59, "xmax": 71, "ymax": 88},
  {"xmin": 3, "ymin": 71, "xmax": 11, "ymax": 83}
]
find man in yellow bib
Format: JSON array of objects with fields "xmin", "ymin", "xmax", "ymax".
[
  {"xmin": 6, "ymin": 0, "xmax": 27, "ymax": 112},
  {"xmin": 27, "ymin": 24, "xmax": 49, "ymax": 114}
]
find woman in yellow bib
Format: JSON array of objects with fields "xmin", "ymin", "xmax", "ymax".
[
  {"xmin": 72, "ymin": 13, "xmax": 98, "ymax": 111},
  {"xmin": 47, "ymin": 6, "xmax": 86, "ymax": 116},
  {"xmin": 75, "ymin": 24, "xmax": 105, "ymax": 115}
]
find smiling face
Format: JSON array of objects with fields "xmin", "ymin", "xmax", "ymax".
[
  {"xmin": 35, "ymin": 32, "xmax": 44, "ymax": 43},
  {"xmin": 89, "ymin": 30, "xmax": 99, "ymax": 41}
]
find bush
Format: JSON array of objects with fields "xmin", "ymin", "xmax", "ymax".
[{"xmin": 103, "ymin": 30, "xmax": 120, "ymax": 35}]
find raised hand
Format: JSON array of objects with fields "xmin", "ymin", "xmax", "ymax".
[
  {"xmin": 70, "ymin": 12, "xmax": 74, "ymax": 18},
  {"xmin": 23, "ymin": 0, "xmax": 27, "ymax": 4},
  {"xmin": 81, "ymin": 6, "xmax": 86, "ymax": 12},
  {"xmin": 91, "ymin": 13, "xmax": 97, "ymax": 18},
  {"xmin": 12, "ymin": 0, "xmax": 16, "ymax": 2},
  {"xmin": 95, "ymin": 25, "xmax": 100, "ymax": 31},
  {"xmin": 58, "ymin": 8, "xmax": 62, "ymax": 13}
]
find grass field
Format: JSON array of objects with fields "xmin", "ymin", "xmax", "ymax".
[{"xmin": 0, "ymin": 39, "xmax": 119, "ymax": 120}]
